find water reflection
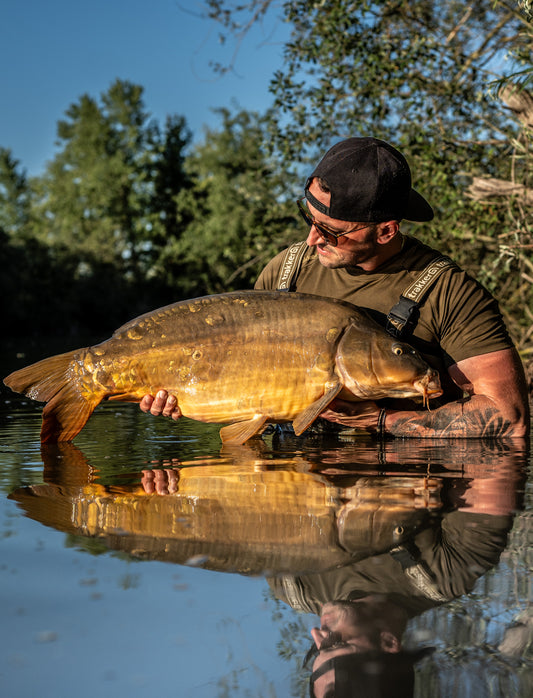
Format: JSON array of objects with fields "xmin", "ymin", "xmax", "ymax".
[
  {"xmin": 277, "ymin": 445, "xmax": 526, "ymax": 697},
  {"xmin": 7, "ymin": 434, "xmax": 531, "ymax": 697},
  {"xmin": 10, "ymin": 441, "xmax": 446, "ymax": 575}
]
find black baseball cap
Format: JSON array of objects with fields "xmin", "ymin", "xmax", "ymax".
[
  {"xmin": 305, "ymin": 137, "xmax": 434, "ymax": 223},
  {"xmin": 309, "ymin": 648, "xmax": 434, "ymax": 698}
]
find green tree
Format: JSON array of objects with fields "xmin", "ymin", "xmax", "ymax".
[
  {"xmin": 156, "ymin": 107, "xmax": 299, "ymax": 296},
  {"xmin": 203, "ymin": 1, "xmax": 529, "ymax": 156},
  {"xmin": 30, "ymin": 79, "xmax": 192, "ymax": 285},
  {"xmin": 199, "ymin": 0, "xmax": 533, "ymax": 350},
  {"xmin": 0, "ymin": 148, "xmax": 30, "ymax": 236},
  {"xmin": 0, "ymin": 148, "xmax": 50, "ymax": 339},
  {"xmin": 1, "ymin": 81, "xmax": 196, "ymax": 336}
]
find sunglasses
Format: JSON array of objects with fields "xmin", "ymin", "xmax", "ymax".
[
  {"xmin": 303, "ymin": 632, "xmax": 348, "ymax": 670},
  {"xmin": 297, "ymin": 198, "xmax": 371, "ymax": 246}
]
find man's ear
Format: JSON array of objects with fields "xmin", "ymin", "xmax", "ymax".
[
  {"xmin": 380, "ymin": 631, "xmax": 402, "ymax": 653},
  {"xmin": 376, "ymin": 220, "xmax": 400, "ymax": 245}
]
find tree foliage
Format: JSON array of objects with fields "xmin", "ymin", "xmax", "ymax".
[
  {"xmin": 157, "ymin": 107, "xmax": 299, "ymax": 296},
  {"xmin": 30, "ymin": 80, "xmax": 193, "ymax": 284},
  {"xmin": 2, "ymin": 2, "xmax": 532, "ymax": 356},
  {"xmin": 1, "ymin": 82, "xmax": 299, "ymax": 339},
  {"xmin": 0, "ymin": 148, "xmax": 30, "ymax": 236},
  {"xmin": 204, "ymin": 1, "xmax": 530, "ymax": 154},
  {"xmin": 201, "ymin": 0, "xmax": 533, "ymax": 352},
  {"xmin": 2, "ymin": 81, "xmax": 195, "ymax": 338}
]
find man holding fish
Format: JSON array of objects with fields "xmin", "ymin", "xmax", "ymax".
[{"xmin": 143, "ymin": 137, "xmax": 529, "ymax": 439}]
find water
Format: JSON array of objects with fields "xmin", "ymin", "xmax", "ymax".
[{"xmin": 0, "ymin": 351, "xmax": 532, "ymax": 697}]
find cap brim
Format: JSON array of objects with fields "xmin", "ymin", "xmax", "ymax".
[{"xmin": 405, "ymin": 189, "xmax": 434, "ymax": 222}]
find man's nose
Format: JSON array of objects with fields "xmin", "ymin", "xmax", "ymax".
[
  {"xmin": 310, "ymin": 627, "xmax": 330, "ymax": 648},
  {"xmin": 306, "ymin": 224, "xmax": 325, "ymax": 246}
]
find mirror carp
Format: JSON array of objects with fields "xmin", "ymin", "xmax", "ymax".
[{"xmin": 4, "ymin": 291, "xmax": 442, "ymax": 444}]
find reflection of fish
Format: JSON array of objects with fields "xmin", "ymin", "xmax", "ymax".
[
  {"xmin": 4, "ymin": 291, "xmax": 441, "ymax": 444},
  {"xmin": 8, "ymin": 443, "xmax": 442, "ymax": 575}
]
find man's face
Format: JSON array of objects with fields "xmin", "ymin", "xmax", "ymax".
[
  {"xmin": 305, "ymin": 178, "xmax": 381, "ymax": 269},
  {"xmin": 309, "ymin": 602, "xmax": 375, "ymax": 698},
  {"xmin": 309, "ymin": 599, "xmax": 401, "ymax": 696},
  {"xmin": 311, "ymin": 600, "xmax": 380, "ymax": 652}
]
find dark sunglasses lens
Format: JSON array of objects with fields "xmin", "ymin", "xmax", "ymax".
[
  {"xmin": 298, "ymin": 203, "xmax": 312, "ymax": 226},
  {"xmin": 320, "ymin": 228, "xmax": 337, "ymax": 246},
  {"xmin": 315, "ymin": 223, "xmax": 337, "ymax": 246},
  {"xmin": 303, "ymin": 644, "xmax": 319, "ymax": 670},
  {"xmin": 297, "ymin": 202, "xmax": 337, "ymax": 246}
]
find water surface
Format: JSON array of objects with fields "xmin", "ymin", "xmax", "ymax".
[{"xmin": 0, "ymin": 351, "xmax": 531, "ymax": 697}]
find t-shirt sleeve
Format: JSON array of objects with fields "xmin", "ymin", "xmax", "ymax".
[
  {"xmin": 415, "ymin": 510, "xmax": 513, "ymax": 599},
  {"xmin": 429, "ymin": 269, "xmax": 513, "ymax": 366}
]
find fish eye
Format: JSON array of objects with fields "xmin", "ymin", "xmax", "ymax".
[{"xmin": 392, "ymin": 344, "xmax": 403, "ymax": 356}]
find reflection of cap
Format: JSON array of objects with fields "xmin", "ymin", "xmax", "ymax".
[
  {"xmin": 305, "ymin": 138, "xmax": 434, "ymax": 223},
  {"xmin": 309, "ymin": 648, "xmax": 434, "ymax": 698}
]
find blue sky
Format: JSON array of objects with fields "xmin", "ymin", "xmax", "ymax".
[{"xmin": 1, "ymin": 0, "xmax": 289, "ymax": 176}]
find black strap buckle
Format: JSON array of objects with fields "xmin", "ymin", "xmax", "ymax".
[{"xmin": 386, "ymin": 296, "xmax": 420, "ymax": 339}]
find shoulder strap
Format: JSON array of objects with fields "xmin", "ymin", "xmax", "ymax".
[
  {"xmin": 389, "ymin": 544, "xmax": 448, "ymax": 602},
  {"xmin": 276, "ymin": 241, "xmax": 308, "ymax": 291},
  {"xmin": 274, "ymin": 244, "xmax": 455, "ymax": 338},
  {"xmin": 386, "ymin": 256, "xmax": 456, "ymax": 340}
]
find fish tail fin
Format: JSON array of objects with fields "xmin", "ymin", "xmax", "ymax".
[{"xmin": 4, "ymin": 350, "xmax": 102, "ymax": 443}]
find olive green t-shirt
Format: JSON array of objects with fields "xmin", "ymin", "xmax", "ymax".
[
  {"xmin": 268, "ymin": 510, "xmax": 513, "ymax": 618},
  {"xmin": 255, "ymin": 236, "xmax": 512, "ymax": 399}
]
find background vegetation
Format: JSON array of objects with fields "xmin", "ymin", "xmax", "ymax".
[{"xmin": 1, "ymin": 1, "xmax": 532, "ymax": 370}]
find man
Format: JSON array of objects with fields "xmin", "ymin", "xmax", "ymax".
[
  {"xmin": 278, "ymin": 448, "xmax": 525, "ymax": 696},
  {"xmin": 305, "ymin": 598, "xmax": 432, "ymax": 697},
  {"xmin": 141, "ymin": 137, "xmax": 529, "ymax": 439}
]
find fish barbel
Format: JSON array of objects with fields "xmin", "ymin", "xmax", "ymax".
[{"xmin": 3, "ymin": 291, "xmax": 442, "ymax": 444}]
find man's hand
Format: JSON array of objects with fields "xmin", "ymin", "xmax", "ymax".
[
  {"xmin": 139, "ymin": 390, "xmax": 182, "ymax": 420},
  {"xmin": 141, "ymin": 468, "xmax": 180, "ymax": 494},
  {"xmin": 320, "ymin": 398, "xmax": 381, "ymax": 432}
]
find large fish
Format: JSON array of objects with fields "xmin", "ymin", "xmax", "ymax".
[{"xmin": 3, "ymin": 290, "xmax": 442, "ymax": 444}]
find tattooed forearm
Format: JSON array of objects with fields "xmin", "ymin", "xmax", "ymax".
[{"xmin": 386, "ymin": 400, "xmax": 516, "ymax": 439}]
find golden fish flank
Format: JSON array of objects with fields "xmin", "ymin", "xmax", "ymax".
[{"xmin": 3, "ymin": 291, "xmax": 442, "ymax": 445}]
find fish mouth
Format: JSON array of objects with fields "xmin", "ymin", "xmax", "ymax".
[{"xmin": 413, "ymin": 371, "xmax": 443, "ymax": 407}]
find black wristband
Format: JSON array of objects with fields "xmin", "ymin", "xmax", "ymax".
[{"xmin": 377, "ymin": 408, "xmax": 387, "ymax": 438}]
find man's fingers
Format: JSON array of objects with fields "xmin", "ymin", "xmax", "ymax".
[
  {"xmin": 140, "ymin": 390, "xmax": 182, "ymax": 419},
  {"xmin": 148, "ymin": 390, "xmax": 167, "ymax": 416},
  {"xmin": 139, "ymin": 395, "xmax": 155, "ymax": 413},
  {"xmin": 161, "ymin": 393, "xmax": 178, "ymax": 418}
]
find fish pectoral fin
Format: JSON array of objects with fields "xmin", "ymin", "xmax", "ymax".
[
  {"xmin": 292, "ymin": 380, "xmax": 343, "ymax": 436},
  {"xmin": 219, "ymin": 414, "xmax": 269, "ymax": 445},
  {"xmin": 107, "ymin": 392, "xmax": 146, "ymax": 402}
]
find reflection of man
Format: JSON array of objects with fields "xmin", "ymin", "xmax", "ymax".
[
  {"xmin": 307, "ymin": 598, "xmax": 429, "ymax": 697},
  {"xmin": 272, "ymin": 459, "xmax": 525, "ymax": 697}
]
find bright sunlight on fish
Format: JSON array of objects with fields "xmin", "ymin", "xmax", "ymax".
[{"xmin": 4, "ymin": 291, "xmax": 442, "ymax": 445}]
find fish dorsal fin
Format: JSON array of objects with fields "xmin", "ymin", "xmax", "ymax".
[
  {"xmin": 292, "ymin": 380, "xmax": 343, "ymax": 436},
  {"xmin": 219, "ymin": 414, "xmax": 269, "ymax": 445}
]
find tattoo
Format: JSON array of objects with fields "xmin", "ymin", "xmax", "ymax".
[{"xmin": 388, "ymin": 401, "xmax": 515, "ymax": 439}]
